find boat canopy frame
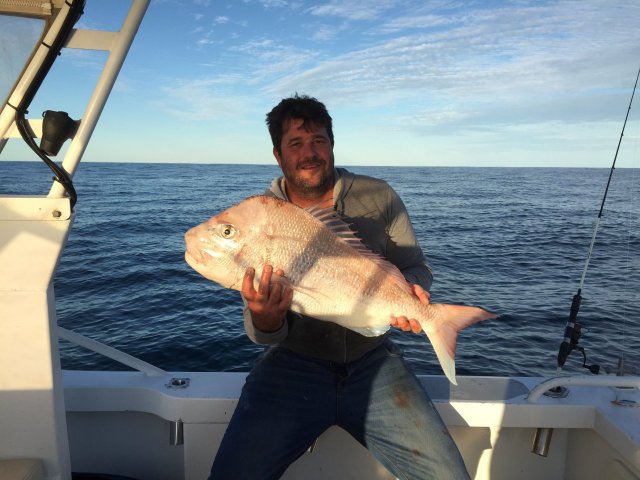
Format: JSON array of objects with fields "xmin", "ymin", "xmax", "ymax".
[{"xmin": 0, "ymin": 1, "xmax": 150, "ymax": 478}]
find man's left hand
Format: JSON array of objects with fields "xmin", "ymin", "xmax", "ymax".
[{"xmin": 390, "ymin": 284, "xmax": 430, "ymax": 334}]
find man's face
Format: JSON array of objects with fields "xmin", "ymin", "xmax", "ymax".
[{"xmin": 274, "ymin": 118, "xmax": 335, "ymax": 199}]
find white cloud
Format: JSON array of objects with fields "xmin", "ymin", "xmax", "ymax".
[
  {"xmin": 378, "ymin": 13, "xmax": 458, "ymax": 33},
  {"xmin": 258, "ymin": 0, "xmax": 640, "ymax": 135},
  {"xmin": 312, "ymin": 24, "xmax": 339, "ymax": 41},
  {"xmin": 308, "ymin": 0, "xmax": 401, "ymax": 21},
  {"xmin": 229, "ymin": 38, "xmax": 320, "ymax": 83},
  {"xmin": 153, "ymin": 76, "xmax": 253, "ymax": 121},
  {"xmin": 121, "ymin": 0, "xmax": 640, "ymax": 166},
  {"xmin": 258, "ymin": 0, "xmax": 288, "ymax": 9}
]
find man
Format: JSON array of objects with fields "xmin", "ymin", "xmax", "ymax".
[{"xmin": 209, "ymin": 94, "xmax": 470, "ymax": 479}]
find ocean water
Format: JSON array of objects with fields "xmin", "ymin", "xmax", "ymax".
[{"xmin": 3, "ymin": 162, "xmax": 639, "ymax": 377}]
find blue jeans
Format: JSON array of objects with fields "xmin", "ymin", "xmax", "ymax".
[{"xmin": 209, "ymin": 340, "xmax": 469, "ymax": 480}]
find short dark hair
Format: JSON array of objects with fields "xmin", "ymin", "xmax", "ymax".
[{"xmin": 266, "ymin": 94, "xmax": 334, "ymax": 153}]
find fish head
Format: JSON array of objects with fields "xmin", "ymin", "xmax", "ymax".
[{"xmin": 184, "ymin": 197, "xmax": 271, "ymax": 290}]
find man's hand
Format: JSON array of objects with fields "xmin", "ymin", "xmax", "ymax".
[
  {"xmin": 390, "ymin": 284, "xmax": 430, "ymax": 334},
  {"xmin": 242, "ymin": 265, "xmax": 293, "ymax": 333}
]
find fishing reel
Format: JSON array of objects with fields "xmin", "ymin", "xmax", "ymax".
[{"xmin": 557, "ymin": 293, "xmax": 600, "ymax": 374}]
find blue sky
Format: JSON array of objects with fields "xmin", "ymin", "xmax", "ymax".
[{"xmin": 5, "ymin": 0, "xmax": 640, "ymax": 167}]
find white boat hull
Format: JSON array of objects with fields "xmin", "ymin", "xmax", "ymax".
[{"xmin": 61, "ymin": 372, "xmax": 640, "ymax": 480}]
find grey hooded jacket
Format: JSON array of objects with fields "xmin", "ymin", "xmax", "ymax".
[{"xmin": 243, "ymin": 167, "xmax": 432, "ymax": 363}]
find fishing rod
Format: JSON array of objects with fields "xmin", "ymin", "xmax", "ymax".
[{"xmin": 557, "ymin": 64, "xmax": 640, "ymax": 372}]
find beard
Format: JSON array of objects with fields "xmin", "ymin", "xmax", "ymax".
[{"xmin": 284, "ymin": 156, "xmax": 335, "ymax": 199}]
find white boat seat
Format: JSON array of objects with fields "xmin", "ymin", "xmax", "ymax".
[{"xmin": 0, "ymin": 459, "xmax": 44, "ymax": 480}]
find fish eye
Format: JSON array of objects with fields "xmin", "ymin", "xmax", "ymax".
[{"xmin": 220, "ymin": 224, "xmax": 236, "ymax": 239}]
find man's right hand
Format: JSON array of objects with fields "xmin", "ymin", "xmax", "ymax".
[{"xmin": 242, "ymin": 265, "xmax": 293, "ymax": 333}]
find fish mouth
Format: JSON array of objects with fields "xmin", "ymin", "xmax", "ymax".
[
  {"xmin": 184, "ymin": 249, "xmax": 202, "ymax": 268},
  {"xmin": 184, "ymin": 229, "xmax": 202, "ymax": 265},
  {"xmin": 185, "ymin": 246, "xmax": 217, "ymax": 266},
  {"xmin": 184, "ymin": 227, "xmax": 216, "ymax": 265}
]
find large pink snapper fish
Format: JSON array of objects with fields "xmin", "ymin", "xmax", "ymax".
[{"xmin": 184, "ymin": 195, "xmax": 496, "ymax": 384}]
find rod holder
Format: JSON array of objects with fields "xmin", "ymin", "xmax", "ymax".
[
  {"xmin": 169, "ymin": 419, "xmax": 184, "ymax": 446},
  {"xmin": 40, "ymin": 110, "xmax": 79, "ymax": 156},
  {"xmin": 531, "ymin": 428, "xmax": 553, "ymax": 457}
]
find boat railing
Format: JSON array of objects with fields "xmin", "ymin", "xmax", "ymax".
[
  {"xmin": 527, "ymin": 374, "xmax": 640, "ymax": 402},
  {"xmin": 58, "ymin": 326, "xmax": 167, "ymax": 377}
]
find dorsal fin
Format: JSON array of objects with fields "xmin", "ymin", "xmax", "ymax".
[{"xmin": 305, "ymin": 205, "xmax": 413, "ymax": 294}]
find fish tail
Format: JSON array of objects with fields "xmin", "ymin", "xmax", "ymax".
[{"xmin": 421, "ymin": 304, "xmax": 497, "ymax": 385}]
